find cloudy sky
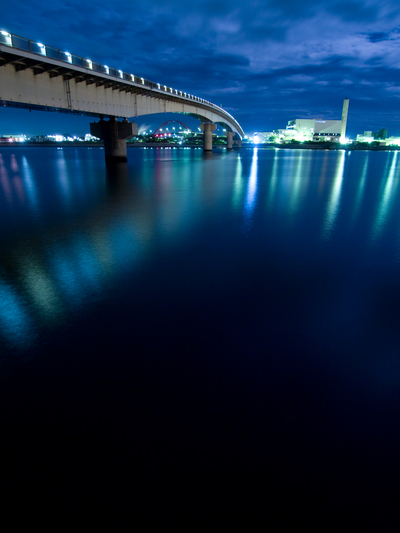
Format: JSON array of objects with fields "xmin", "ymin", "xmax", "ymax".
[{"xmin": 2, "ymin": 0, "xmax": 400, "ymax": 137}]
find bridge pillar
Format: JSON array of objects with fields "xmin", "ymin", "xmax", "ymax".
[
  {"xmin": 90, "ymin": 117, "xmax": 138, "ymax": 162},
  {"xmin": 199, "ymin": 122, "xmax": 217, "ymax": 151},
  {"xmin": 226, "ymin": 132, "xmax": 234, "ymax": 150}
]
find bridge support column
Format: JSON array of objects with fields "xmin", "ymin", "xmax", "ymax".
[
  {"xmin": 226, "ymin": 132, "xmax": 234, "ymax": 150},
  {"xmin": 90, "ymin": 117, "xmax": 137, "ymax": 162},
  {"xmin": 200, "ymin": 122, "xmax": 217, "ymax": 151}
]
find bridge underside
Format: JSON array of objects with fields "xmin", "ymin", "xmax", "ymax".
[{"xmin": 0, "ymin": 99, "xmax": 236, "ymax": 134}]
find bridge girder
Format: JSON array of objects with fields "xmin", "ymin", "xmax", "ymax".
[{"xmin": 0, "ymin": 42, "xmax": 244, "ymax": 138}]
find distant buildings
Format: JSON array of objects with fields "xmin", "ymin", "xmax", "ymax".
[
  {"xmin": 254, "ymin": 99, "xmax": 349, "ymax": 144},
  {"xmin": 254, "ymin": 119, "xmax": 341, "ymax": 144},
  {"xmin": 356, "ymin": 130, "xmax": 400, "ymax": 146}
]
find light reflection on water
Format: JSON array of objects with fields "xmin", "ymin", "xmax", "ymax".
[
  {"xmin": 1, "ymin": 146, "xmax": 400, "ymax": 361},
  {"xmin": 244, "ymin": 147, "xmax": 258, "ymax": 222},
  {"xmin": 372, "ymin": 151, "xmax": 400, "ymax": 240},
  {"xmin": 322, "ymin": 150, "xmax": 346, "ymax": 238}
]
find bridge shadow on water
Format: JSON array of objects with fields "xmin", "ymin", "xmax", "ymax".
[{"xmin": 105, "ymin": 161, "xmax": 130, "ymax": 190}]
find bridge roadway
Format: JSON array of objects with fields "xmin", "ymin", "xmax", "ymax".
[{"xmin": 0, "ymin": 30, "xmax": 244, "ymax": 161}]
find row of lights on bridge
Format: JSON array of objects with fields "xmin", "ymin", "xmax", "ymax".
[
  {"xmin": 0, "ymin": 30, "xmax": 204, "ymax": 103},
  {"xmin": 0, "ymin": 29, "xmax": 240, "ymax": 132}
]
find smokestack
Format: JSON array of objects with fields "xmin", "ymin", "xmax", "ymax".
[{"xmin": 340, "ymin": 98, "xmax": 349, "ymax": 142}]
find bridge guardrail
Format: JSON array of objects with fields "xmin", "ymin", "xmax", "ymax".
[{"xmin": 0, "ymin": 29, "xmax": 241, "ymax": 132}]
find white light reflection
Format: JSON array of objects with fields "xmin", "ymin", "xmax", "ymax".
[
  {"xmin": 245, "ymin": 148, "xmax": 258, "ymax": 218},
  {"xmin": 21, "ymin": 156, "xmax": 39, "ymax": 215},
  {"xmin": 372, "ymin": 151, "xmax": 400, "ymax": 240},
  {"xmin": 322, "ymin": 150, "xmax": 346, "ymax": 238},
  {"xmin": 350, "ymin": 153, "xmax": 369, "ymax": 228},
  {"xmin": 267, "ymin": 150, "xmax": 280, "ymax": 210},
  {"xmin": 56, "ymin": 151, "xmax": 72, "ymax": 207},
  {"xmin": 289, "ymin": 151, "xmax": 307, "ymax": 217},
  {"xmin": 232, "ymin": 156, "xmax": 244, "ymax": 210}
]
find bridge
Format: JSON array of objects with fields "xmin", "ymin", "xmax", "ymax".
[
  {"xmin": 0, "ymin": 30, "xmax": 244, "ymax": 161},
  {"xmin": 153, "ymin": 120, "xmax": 194, "ymax": 135}
]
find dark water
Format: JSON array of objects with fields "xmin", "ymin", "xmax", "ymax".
[{"xmin": 1, "ymin": 146, "xmax": 400, "ymax": 523}]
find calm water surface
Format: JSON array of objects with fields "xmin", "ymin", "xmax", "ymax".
[{"xmin": 1, "ymin": 146, "xmax": 400, "ymax": 522}]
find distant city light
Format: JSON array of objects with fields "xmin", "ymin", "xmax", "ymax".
[{"xmin": 48, "ymin": 134, "xmax": 65, "ymax": 142}]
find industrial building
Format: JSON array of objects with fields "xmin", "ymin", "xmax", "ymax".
[
  {"xmin": 356, "ymin": 130, "xmax": 400, "ymax": 146},
  {"xmin": 287, "ymin": 119, "xmax": 342, "ymax": 141},
  {"xmin": 253, "ymin": 99, "xmax": 349, "ymax": 144}
]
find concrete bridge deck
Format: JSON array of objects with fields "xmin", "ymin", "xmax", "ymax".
[{"xmin": 0, "ymin": 30, "xmax": 244, "ymax": 146}]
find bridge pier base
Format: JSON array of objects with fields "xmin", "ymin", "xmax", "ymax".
[
  {"xmin": 200, "ymin": 122, "xmax": 217, "ymax": 151},
  {"xmin": 226, "ymin": 132, "xmax": 234, "ymax": 150},
  {"xmin": 90, "ymin": 117, "xmax": 137, "ymax": 162}
]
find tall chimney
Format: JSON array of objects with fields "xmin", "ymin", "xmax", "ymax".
[{"xmin": 340, "ymin": 98, "xmax": 349, "ymax": 142}]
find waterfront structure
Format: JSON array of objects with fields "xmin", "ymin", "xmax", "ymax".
[
  {"xmin": 0, "ymin": 30, "xmax": 244, "ymax": 160},
  {"xmin": 254, "ymin": 99, "xmax": 350, "ymax": 144},
  {"xmin": 355, "ymin": 131, "xmax": 400, "ymax": 146},
  {"xmin": 356, "ymin": 131, "xmax": 375, "ymax": 143},
  {"xmin": 288, "ymin": 118, "xmax": 342, "ymax": 141}
]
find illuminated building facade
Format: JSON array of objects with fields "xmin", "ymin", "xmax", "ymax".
[{"xmin": 286, "ymin": 119, "xmax": 342, "ymax": 142}]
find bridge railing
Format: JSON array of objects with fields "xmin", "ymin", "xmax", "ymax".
[{"xmin": 0, "ymin": 29, "xmax": 240, "ymax": 132}]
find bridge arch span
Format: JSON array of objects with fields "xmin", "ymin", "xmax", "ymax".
[{"xmin": 153, "ymin": 120, "xmax": 194, "ymax": 134}]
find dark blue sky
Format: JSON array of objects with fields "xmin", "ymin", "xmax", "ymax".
[{"xmin": 2, "ymin": 0, "xmax": 400, "ymax": 137}]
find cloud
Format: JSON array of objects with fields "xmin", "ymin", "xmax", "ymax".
[
  {"xmin": 367, "ymin": 32, "xmax": 390, "ymax": 42},
  {"xmin": 2, "ymin": 0, "xmax": 400, "ymax": 135}
]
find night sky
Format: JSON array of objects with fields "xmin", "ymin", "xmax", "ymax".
[{"xmin": 1, "ymin": 0, "xmax": 400, "ymax": 137}]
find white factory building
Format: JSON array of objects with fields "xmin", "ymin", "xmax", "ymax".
[
  {"xmin": 268, "ymin": 118, "xmax": 342, "ymax": 143},
  {"xmin": 253, "ymin": 99, "xmax": 349, "ymax": 144}
]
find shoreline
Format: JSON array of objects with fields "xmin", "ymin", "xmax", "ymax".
[{"xmin": 0, "ymin": 141, "xmax": 398, "ymax": 151}]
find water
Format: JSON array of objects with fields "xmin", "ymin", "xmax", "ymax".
[{"xmin": 1, "ymin": 145, "xmax": 400, "ymax": 523}]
